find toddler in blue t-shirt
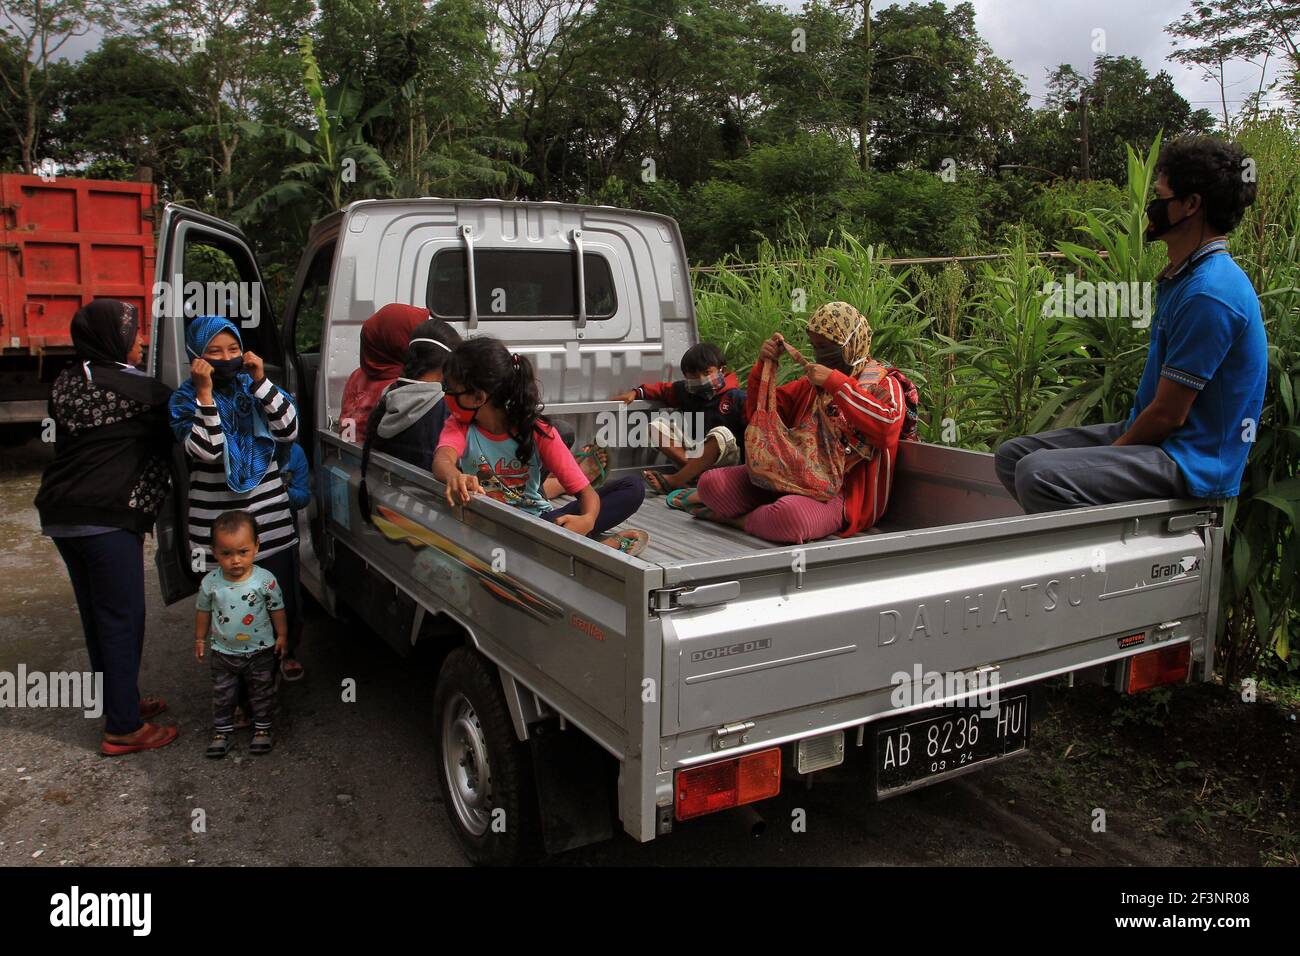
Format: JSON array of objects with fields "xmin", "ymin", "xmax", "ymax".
[{"xmin": 194, "ymin": 510, "xmax": 286, "ymax": 757}]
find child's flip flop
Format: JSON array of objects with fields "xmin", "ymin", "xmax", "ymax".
[
  {"xmin": 280, "ymin": 658, "xmax": 304, "ymax": 682},
  {"xmin": 599, "ymin": 528, "xmax": 650, "ymax": 557},
  {"xmin": 574, "ymin": 444, "xmax": 608, "ymax": 488},
  {"xmin": 642, "ymin": 469, "xmax": 673, "ymax": 495},
  {"xmin": 665, "ymin": 488, "xmax": 712, "ymax": 519}
]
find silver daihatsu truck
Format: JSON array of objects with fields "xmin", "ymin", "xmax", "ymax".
[{"xmin": 148, "ymin": 198, "xmax": 1226, "ymax": 864}]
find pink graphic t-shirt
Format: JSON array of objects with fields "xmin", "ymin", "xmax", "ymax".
[{"xmin": 437, "ymin": 419, "xmax": 588, "ymax": 514}]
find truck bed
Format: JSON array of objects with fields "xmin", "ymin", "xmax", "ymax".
[{"xmin": 614, "ymin": 441, "xmax": 1025, "ymax": 566}]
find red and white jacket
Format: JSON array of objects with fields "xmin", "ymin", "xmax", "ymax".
[{"xmin": 743, "ymin": 360, "xmax": 906, "ymax": 535}]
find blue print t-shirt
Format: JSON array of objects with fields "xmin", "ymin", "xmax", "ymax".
[
  {"xmin": 196, "ymin": 566, "xmax": 284, "ymax": 655},
  {"xmin": 1127, "ymin": 242, "xmax": 1267, "ymax": 498}
]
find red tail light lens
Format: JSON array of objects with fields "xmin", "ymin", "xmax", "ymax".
[
  {"xmin": 675, "ymin": 748, "xmax": 781, "ymax": 821},
  {"xmin": 1126, "ymin": 642, "xmax": 1191, "ymax": 693}
]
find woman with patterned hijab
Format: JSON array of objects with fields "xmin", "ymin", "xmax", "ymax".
[
  {"xmin": 671, "ymin": 301, "xmax": 915, "ymax": 543},
  {"xmin": 35, "ymin": 299, "xmax": 179, "ymax": 755}
]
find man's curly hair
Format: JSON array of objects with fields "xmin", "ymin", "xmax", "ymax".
[{"xmin": 1155, "ymin": 135, "xmax": 1257, "ymax": 234}]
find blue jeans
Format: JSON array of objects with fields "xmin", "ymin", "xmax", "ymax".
[{"xmin": 53, "ymin": 530, "xmax": 147, "ymax": 735}]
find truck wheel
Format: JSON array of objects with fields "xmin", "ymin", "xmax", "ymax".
[{"xmin": 433, "ymin": 647, "xmax": 537, "ymax": 865}]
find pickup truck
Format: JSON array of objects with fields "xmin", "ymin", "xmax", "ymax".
[{"xmin": 147, "ymin": 199, "xmax": 1227, "ymax": 865}]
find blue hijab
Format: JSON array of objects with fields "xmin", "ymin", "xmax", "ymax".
[{"xmin": 169, "ymin": 316, "xmax": 282, "ymax": 494}]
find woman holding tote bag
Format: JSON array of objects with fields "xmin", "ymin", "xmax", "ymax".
[{"xmin": 668, "ymin": 301, "xmax": 913, "ymax": 544}]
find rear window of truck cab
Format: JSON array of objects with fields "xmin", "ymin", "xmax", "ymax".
[{"xmin": 426, "ymin": 249, "xmax": 616, "ymax": 320}]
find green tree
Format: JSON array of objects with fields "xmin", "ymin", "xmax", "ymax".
[
  {"xmin": 133, "ymin": 0, "xmax": 314, "ymax": 213},
  {"xmin": 0, "ymin": 0, "xmax": 114, "ymax": 173},
  {"xmin": 236, "ymin": 36, "xmax": 395, "ymax": 227},
  {"xmin": 44, "ymin": 36, "xmax": 201, "ymax": 192},
  {"xmin": 1166, "ymin": 0, "xmax": 1300, "ymax": 127}
]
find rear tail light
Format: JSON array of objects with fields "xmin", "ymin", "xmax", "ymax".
[
  {"xmin": 1126, "ymin": 642, "xmax": 1191, "ymax": 693},
  {"xmin": 675, "ymin": 748, "xmax": 781, "ymax": 821}
]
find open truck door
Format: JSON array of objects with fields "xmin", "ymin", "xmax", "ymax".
[{"xmin": 150, "ymin": 205, "xmax": 283, "ymax": 605}]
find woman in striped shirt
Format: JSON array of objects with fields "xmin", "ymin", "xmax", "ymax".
[{"xmin": 168, "ymin": 315, "xmax": 305, "ymax": 680}]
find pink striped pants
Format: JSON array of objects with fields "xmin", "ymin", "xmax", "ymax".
[{"xmin": 696, "ymin": 465, "xmax": 845, "ymax": 544}]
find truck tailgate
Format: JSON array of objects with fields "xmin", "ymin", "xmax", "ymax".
[{"xmin": 658, "ymin": 503, "xmax": 1218, "ymax": 745}]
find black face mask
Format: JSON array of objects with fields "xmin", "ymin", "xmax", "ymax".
[
  {"xmin": 207, "ymin": 356, "xmax": 244, "ymax": 384},
  {"xmin": 813, "ymin": 345, "xmax": 850, "ymax": 373},
  {"xmin": 1145, "ymin": 195, "xmax": 1189, "ymax": 241}
]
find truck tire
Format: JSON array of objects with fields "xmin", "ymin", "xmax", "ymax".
[{"xmin": 433, "ymin": 647, "xmax": 538, "ymax": 865}]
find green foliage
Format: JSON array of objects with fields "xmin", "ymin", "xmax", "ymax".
[
  {"xmin": 234, "ymin": 36, "xmax": 395, "ymax": 227},
  {"xmin": 1017, "ymin": 179, "xmax": 1126, "ymax": 248},
  {"xmin": 938, "ymin": 227, "xmax": 1077, "ymax": 449},
  {"xmin": 694, "ymin": 231, "xmax": 922, "ymax": 385},
  {"xmin": 1049, "ymin": 134, "xmax": 1167, "ymax": 428},
  {"xmin": 694, "ymin": 127, "xmax": 1300, "ymax": 682},
  {"xmin": 1215, "ymin": 115, "xmax": 1300, "ymax": 678}
]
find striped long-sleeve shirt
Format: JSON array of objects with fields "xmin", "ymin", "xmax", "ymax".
[{"xmin": 183, "ymin": 377, "xmax": 300, "ymax": 560}]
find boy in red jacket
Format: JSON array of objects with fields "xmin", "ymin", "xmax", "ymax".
[{"xmin": 612, "ymin": 342, "xmax": 747, "ymax": 493}]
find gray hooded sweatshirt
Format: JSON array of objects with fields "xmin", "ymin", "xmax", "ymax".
[{"xmin": 376, "ymin": 379, "xmax": 443, "ymax": 439}]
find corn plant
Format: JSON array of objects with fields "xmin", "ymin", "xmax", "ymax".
[
  {"xmin": 1215, "ymin": 116, "xmax": 1300, "ymax": 680},
  {"xmin": 695, "ymin": 231, "xmax": 923, "ymax": 386},
  {"xmin": 935, "ymin": 228, "xmax": 1080, "ymax": 450},
  {"xmin": 1049, "ymin": 134, "xmax": 1167, "ymax": 429}
]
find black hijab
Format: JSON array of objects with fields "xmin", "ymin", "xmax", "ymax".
[{"xmin": 70, "ymin": 299, "xmax": 170, "ymax": 405}]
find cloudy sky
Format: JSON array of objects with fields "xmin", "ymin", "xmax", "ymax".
[
  {"xmin": 957, "ymin": 0, "xmax": 1286, "ymax": 115},
  {"xmin": 48, "ymin": 0, "xmax": 1289, "ymax": 121}
]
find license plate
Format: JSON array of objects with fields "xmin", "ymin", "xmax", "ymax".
[{"xmin": 872, "ymin": 694, "xmax": 1030, "ymax": 798}]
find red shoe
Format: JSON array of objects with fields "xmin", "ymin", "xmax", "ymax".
[
  {"xmin": 140, "ymin": 697, "xmax": 167, "ymax": 720},
  {"xmin": 101, "ymin": 722, "xmax": 178, "ymax": 756}
]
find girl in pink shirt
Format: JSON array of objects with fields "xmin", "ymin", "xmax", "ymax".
[{"xmin": 432, "ymin": 337, "xmax": 649, "ymax": 556}]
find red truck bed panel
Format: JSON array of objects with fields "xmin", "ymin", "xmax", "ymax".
[{"xmin": 0, "ymin": 174, "xmax": 156, "ymax": 352}]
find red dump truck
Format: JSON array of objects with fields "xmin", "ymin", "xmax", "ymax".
[{"xmin": 0, "ymin": 173, "xmax": 156, "ymax": 432}]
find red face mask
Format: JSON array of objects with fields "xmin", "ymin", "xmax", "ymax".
[{"xmin": 447, "ymin": 391, "xmax": 481, "ymax": 424}]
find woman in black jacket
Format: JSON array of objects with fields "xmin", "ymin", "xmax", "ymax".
[{"xmin": 34, "ymin": 300, "xmax": 178, "ymax": 755}]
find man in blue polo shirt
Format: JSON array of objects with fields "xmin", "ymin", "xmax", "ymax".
[{"xmin": 995, "ymin": 135, "xmax": 1267, "ymax": 512}]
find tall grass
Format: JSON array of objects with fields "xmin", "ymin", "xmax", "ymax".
[
  {"xmin": 1216, "ymin": 116, "xmax": 1300, "ymax": 679},
  {"xmin": 691, "ymin": 123, "xmax": 1300, "ymax": 682},
  {"xmin": 695, "ymin": 232, "xmax": 926, "ymax": 385},
  {"xmin": 937, "ymin": 227, "xmax": 1078, "ymax": 448}
]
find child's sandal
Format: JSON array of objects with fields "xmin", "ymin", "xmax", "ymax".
[
  {"xmin": 205, "ymin": 732, "xmax": 231, "ymax": 759},
  {"xmin": 642, "ymin": 469, "xmax": 673, "ymax": 495},
  {"xmin": 574, "ymin": 444, "xmax": 609, "ymax": 488},
  {"xmin": 249, "ymin": 730, "xmax": 274, "ymax": 755},
  {"xmin": 599, "ymin": 528, "xmax": 650, "ymax": 557},
  {"xmin": 665, "ymin": 488, "xmax": 712, "ymax": 519}
]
